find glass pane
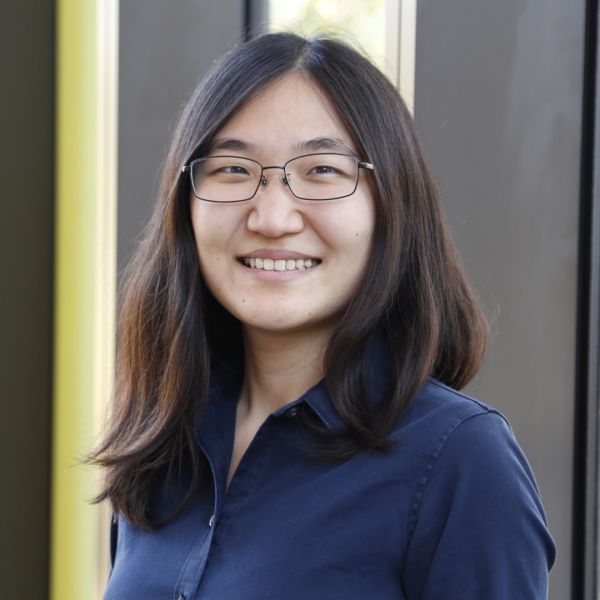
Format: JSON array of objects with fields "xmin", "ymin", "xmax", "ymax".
[{"xmin": 267, "ymin": 0, "xmax": 387, "ymax": 73}]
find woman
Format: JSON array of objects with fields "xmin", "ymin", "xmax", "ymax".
[{"xmin": 94, "ymin": 32, "xmax": 555, "ymax": 599}]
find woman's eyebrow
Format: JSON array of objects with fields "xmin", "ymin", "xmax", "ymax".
[
  {"xmin": 207, "ymin": 136, "xmax": 354, "ymax": 155},
  {"xmin": 209, "ymin": 137, "xmax": 256, "ymax": 153},
  {"xmin": 295, "ymin": 137, "xmax": 354, "ymax": 154}
]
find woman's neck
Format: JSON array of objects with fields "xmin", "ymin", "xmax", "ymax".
[{"xmin": 239, "ymin": 325, "xmax": 331, "ymax": 420}]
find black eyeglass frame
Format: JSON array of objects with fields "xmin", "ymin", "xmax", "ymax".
[{"xmin": 181, "ymin": 152, "xmax": 375, "ymax": 203}]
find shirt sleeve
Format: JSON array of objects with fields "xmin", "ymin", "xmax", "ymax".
[{"xmin": 401, "ymin": 411, "xmax": 556, "ymax": 599}]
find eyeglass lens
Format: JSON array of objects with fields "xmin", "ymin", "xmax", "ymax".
[{"xmin": 190, "ymin": 154, "xmax": 359, "ymax": 202}]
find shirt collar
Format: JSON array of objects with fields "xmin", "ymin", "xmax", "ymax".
[
  {"xmin": 198, "ymin": 331, "xmax": 392, "ymax": 436},
  {"xmin": 274, "ymin": 331, "xmax": 393, "ymax": 430}
]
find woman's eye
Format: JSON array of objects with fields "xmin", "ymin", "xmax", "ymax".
[
  {"xmin": 309, "ymin": 165, "xmax": 338, "ymax": 175},
  {"xmin": 220, "ymin": 165, "xmax": 249, "ymax": 175}
]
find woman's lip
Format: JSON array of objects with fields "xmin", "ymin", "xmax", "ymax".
[{"xmin": 239, "ymin": 249, "xmax": 319, "ymax": 260}]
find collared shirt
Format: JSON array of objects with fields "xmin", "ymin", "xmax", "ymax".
[{"xmin": 104, "ymin": 345, "xmax": 555, "ymax": 599}]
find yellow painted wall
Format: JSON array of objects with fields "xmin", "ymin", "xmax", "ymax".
[{"xmin": 51, "ymin": 1, "xmax": 117, "ymax": 598}]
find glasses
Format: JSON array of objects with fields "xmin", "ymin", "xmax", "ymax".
[{"xmin": 181, "ymin": 153, "xmax": 374, "ymax": 203}]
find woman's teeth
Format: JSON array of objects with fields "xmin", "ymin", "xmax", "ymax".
[{"xmin": 240, "ymin": 257, "xmax": 319, "ymax": 271}]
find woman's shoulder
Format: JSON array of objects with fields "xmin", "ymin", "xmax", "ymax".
[
  {"xmin": 375, "ymin": 379, "xmax": 532, "ymax": 514},
  {"xmin": 396, "ymin": 380, "xmax": 556, "ymax": 596},
  {"xmin": 386, "ymin": 379, "xmax": 540, "ymax": 517},
  {"xmin": 389, "ymin": 379, "xmax": 552, "ymax": 555},
  {"xmin": 393, "ymin": 377, "xmax": 511, "ymax": 442}
]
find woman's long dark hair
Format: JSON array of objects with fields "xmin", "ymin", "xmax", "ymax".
[{"xmin": 90, "ymin": 32, "xmax": 490, "ymax": 530}]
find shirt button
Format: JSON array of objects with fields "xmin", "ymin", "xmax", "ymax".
[
  {"xmin": 209, "ymin": 514, "xmax": 215, "ymax": 527},
  {"xmin": 287, "ymin": 407, "xmax": 299, "ymax": 418},
  {"xmin": 177, "ymin": 595, "xmax": 185, "ymax": 600}
]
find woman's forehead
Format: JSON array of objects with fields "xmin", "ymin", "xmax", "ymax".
[{"xmin": 210, "ymin": 73, "xmax": 357, "ymax": 157}]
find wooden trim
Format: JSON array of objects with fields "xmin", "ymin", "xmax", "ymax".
[{"xmin": 386, "ymin": 0, "xmax": 416, "ymax": 115}]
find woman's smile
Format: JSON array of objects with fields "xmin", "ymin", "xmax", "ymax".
[
  {"xmin": 238, "ymin": 248, "xmax": 321, "ymax": 270},
  {"xmin": 240, "ymin": 257, "xmax": 319, "ymax": 271},
  {"xmin": 237, "ymin": 248, "xmax": 321, "ymax": 281}
]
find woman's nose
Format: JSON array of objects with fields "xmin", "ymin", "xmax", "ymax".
[{"xmin": 246, "ymin": 175, "xmax": 304, "ymax": 237}]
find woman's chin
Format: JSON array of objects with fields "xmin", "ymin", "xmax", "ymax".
[{"xmin": 226, "ymin": 302, "xmax": 326, "ymax": 336}]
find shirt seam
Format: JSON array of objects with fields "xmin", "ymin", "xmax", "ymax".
[
  {"xmin": 426, "ymin": 378, "xmax": 502, "ymax": 415},
  {"xmin": 404, "ymin": 408, "xmax": 509, "ymax": 549}
]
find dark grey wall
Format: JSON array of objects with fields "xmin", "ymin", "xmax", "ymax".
[
  {"xmin": 118, "ymin": 0, "xmax": 245, "ymax": 273},
  {"xmin": 0, "ymin": 2, "xmax": 55, "ymax": 598},
  {"xmin": 414, "ymin": 1, "xmax": 585, "ymax": 598}
]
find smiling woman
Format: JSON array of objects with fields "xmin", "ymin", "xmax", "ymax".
[{"xmin": 91, "ymin": 32, "xmax": 555, "ymax": 599}]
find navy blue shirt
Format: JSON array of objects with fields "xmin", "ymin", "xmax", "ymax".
[{"xmin": 104, "ymin": 347, "xmax": 555, "ymax": 599}]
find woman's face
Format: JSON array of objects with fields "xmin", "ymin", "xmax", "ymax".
[{"xmin": 190, "ymin": 73, "xmax": 376, "ymax": 336}]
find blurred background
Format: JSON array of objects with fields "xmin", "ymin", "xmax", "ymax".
[{"xmin": 2, "ymin": 1, "xmax": 599, "ymax": 598}]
